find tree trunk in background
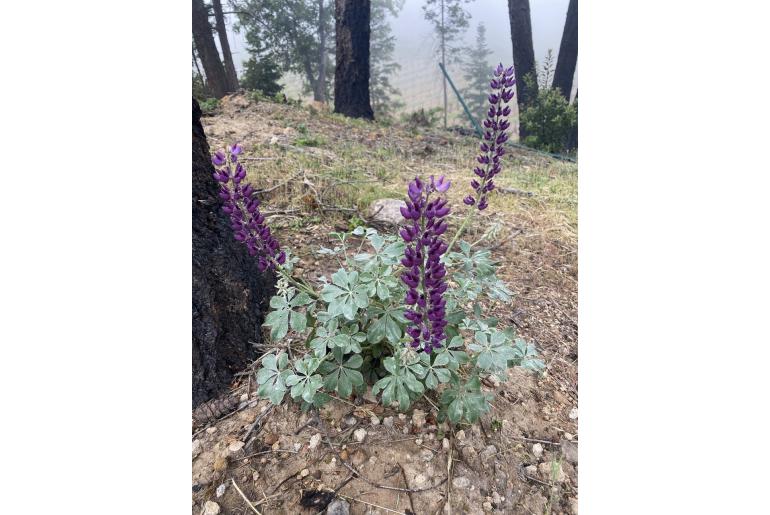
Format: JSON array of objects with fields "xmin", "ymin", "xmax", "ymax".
[
  {"xmin": 192, "ymin": 98, "xmax": 274, "ymax": 407},
  {"xmin": 315, "ymin": 0, "xmax": 328, "ymax": 103},
  {"xmin": 507, "ymin": 0, "xmax": 537, "ymax": 107},
  {"xmin": 334, "ymin": 0, "xmax": 374, "ymax": 119},
  {"xmin": 192, "ymin": 0, "xmax": 228, "ymax": 98},
  {"xmin": 441, "ymin": 0, "xmax": 447, "ymax": 129},
  {"xmin": 553, "ymin": 0, "xmax": 577, "ymax": 101},
  {"xmin": 212, "ymin": 0, "xmax": 239, "ymax": 92}
]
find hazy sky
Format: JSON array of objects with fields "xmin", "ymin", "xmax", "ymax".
[{"xmin": 215, "ymin": 0, "xmax": 574, "ymax": 110}]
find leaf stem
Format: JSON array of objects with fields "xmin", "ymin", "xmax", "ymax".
[{"xmin": 446, "ymin": 210, "xmax": 473, "ymax": 256}]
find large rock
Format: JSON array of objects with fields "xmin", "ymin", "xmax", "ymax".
[
  {"xmin": 192, "ymin": 97, "xmax": 274, "ymax": 407},
  {"xmin": 368, "ymin": 198, "xmax": 406, "ymax": 225}
]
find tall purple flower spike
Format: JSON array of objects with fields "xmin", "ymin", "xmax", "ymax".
[
  {"xmin": 212, "ymin": 143, "xmax": 285, "ymax": 271},
  {"xmin": 399, "ymin": 175, "xmax": 451, "ymax": 353},
  {"xmin": 464, "ymin": 63, "xmax": 515, "ymax": 211}
]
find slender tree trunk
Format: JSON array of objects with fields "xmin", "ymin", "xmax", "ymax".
[
  {"xmin": 507, "ymin": 0, "xmax": 537, "ymax": 107},
  {"xmin": 553, "ymin": 0, "xmax": 577, "ymax": 101},
  {"xmin": 212, "ymin": 0, "xmax": 239, "ymax": 92},
  {"xmin": 192, "ymin": 0, "xmax": 228, "ymax": 98},
  {"xmin": 315, "ymin": 0, "xmax": 328, "ymax": 103},
  {"xmin": 441, "ymin": 0, "xmax": 447, "ymax": 129},
  {"xmin": 334, "ymin": 0, "xmax": 374, "ymax": 119},
  {"xmin": 192, "ymin": 43, "xmax": 204, "ymax": 83}
]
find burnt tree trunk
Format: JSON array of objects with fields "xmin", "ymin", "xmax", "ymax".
[
  {"xmin": 192, "ymin": 98, "xmax": 274, "ymax": 407},
  {"xmin": 553, "ymin": 0, "xmax": 577, "ymax": 101},
  {"xmin": 507, "ymin": 0, "xmax": 538, "ymax": 107},
  {"xmin": 212, "ymin": 0, "xmax": 239, "ymax": 92},
  {"xmin": 334, "ymin": 0, "xmax": 374, "ymax": 119},
  {"xmin": 192, "ymin": 0, "xmax": 228, "ymax": 98}
]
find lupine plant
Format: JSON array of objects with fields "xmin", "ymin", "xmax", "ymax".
[{"xmin": 213, "ymin": 64, "xmax": 544, "ymax": 425}]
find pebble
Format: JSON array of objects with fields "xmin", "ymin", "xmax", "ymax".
[
  {"xmin": 353, "ymin": 428, "xmax": 367, "ymax": 442},
  {"xmin": 300, "ymin": 468, "xmax": 309, "ymax": 478},
  {"xmin": 452, "ymin": 476, "xmax": 471, "ymax": 488},
  {"xmin": 215, "ymin": 483, "xmax": 227, "ymax": 498},
  {"xmin": 202, "ymin": 501, "xmax": 220, "ymax": 515},
  {"xmin": 456, "ymin": 430, "xmax": 466, "ymax": 441},
  {"xmin": 271, "ymin": 441, "xmax": 280, "ymax": 451},
  {"xmin": 293, "ymin": 442, "xmax": 302, "ymax": 452},
  {"xmin": 415, "ymin": 438, "xmax": 423, "ymax": 445},
  {"xmin": 524, "ymin": 465, "xmax": 538, "ymax": 477},
  {"xmin": 370, "ymin": 414, "xmax": 380, "ymax": 426},
  {"xmin": 568, "ymin": 407, "xmax": 578, "ymax": 420},
  {"xmin": 420, "ymin": 449, "xmax": 434, "ymax": 462},
  {"xmin": 398, "ymin": 413, "xmax": 407, "ymax": 422},
  {"xmin": 561, "ymin": 439, "xmax": 578, "ymax": 464},
  {"xmin": 383, "ymin": 416, "xmax": 394, "ymax": 428},
  {"xmin": 192, "ymin": 439, "xmax": 202, "ymax": 459},
  {"xmin": 326, "ymin": 498, "xmax": 351, "ymax": 515},
  {"xmin": 206, "ymin": 427, "xmax": 218, "ymax": 434},
  {"xmin": 412, "ymin": 409, "xmax": 426, "ymax": 429},
  {"xmin": 532, "ymin": 443, "xmax": 544, "ymax": 458},
  {"xmin": 413, "ymin": 473, "xmax": 428, "ymax": 486},
  {"xmin": 564, "ymin": 432, "xmax": 574, "ymax": 441},
  {"xmin": 240, "ymin": 393, "xmax": 249, "ymax": 402},
  {"xmin": 263, "ymin": 433, "xmax": 279, "ymax": 445},
  {"xmin": 228, "ymin": 441, "xmax": 245, "ymax": 455},
  {"xmin": 483, "ymin": 501, "xmax": 493, "ymax": 512},
  {"xmin": 344, "ymin": 415, "xmax": 358, "ymax": 427},
  {"xmin": 442, "ymin": 438, "xmax": 450, "ymax": 450},
  {"xmin": 308, "ymin": 433, "xmax": 322, "ymax": 451}
]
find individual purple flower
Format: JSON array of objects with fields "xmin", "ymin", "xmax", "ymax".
[
  {"xmin": 400, "ymin": 176, "xmax": 451, "ymax": 353},
  {"xmin": 212, "ymin": 143, "xmax": 284, "ymax": 271},
  {"xmin": 467, "ymin": 63, "xmax": 516, "ymax": 211}
]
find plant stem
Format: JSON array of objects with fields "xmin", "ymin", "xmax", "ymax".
[
  {"xmin": 277, "ymin": 267, "xmax": 319, "ymax": 300},
  {"xmin": 446, "ymin": 211, "xmax": 473, "ymax": 255}
]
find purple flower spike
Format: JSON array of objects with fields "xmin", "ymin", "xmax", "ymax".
[
  {"xmin": 466, "ymin": 64, "xmax": 515, "ymax": 211},
  {"xmin": 399, "ymin": 177, "xmax": 451, "ymax": 353},
  {"xmin": 211, "ymin": 143, "xmax": 284, "ymax": 271}
]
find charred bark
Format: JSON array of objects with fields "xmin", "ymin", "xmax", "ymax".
[
  {"xmin": 192, "ymin": 98, "xmax": 274, "ymax": 407},
  {"xmin": 507, "ymin": 0, "xmax": 538, "ymax": 107},
  {"xmin": 212, "ymin": 0, "xmax": 239, "ymax": 92},
  {"xmin": 553, "ymin": 0, "xmax": 577, "ymax": 101},
  {"xmin": 333, "ymin": 0, "xmax": 374, "ymax": 119},
  {"xmin": 192, "ymin": 0, "xmax": 228, "ymax": 98}
]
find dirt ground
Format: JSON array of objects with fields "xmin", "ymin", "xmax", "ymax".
[{"xmin": 193, "ymin": 93, "xmax": 578, "ymax": 514}]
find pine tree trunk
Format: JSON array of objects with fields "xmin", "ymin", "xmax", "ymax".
[
  {"xmin": 315, "ymin": 0, "xmax": 327, "ymax": 103},
  {"xmin": 507, "ymin": 0, "xmax": 538, "ymax": 107},
  {"xmin": 334, "ymin": 0, "xmax": 374, "ymax": 119},
  {"xmin": 553, "ymin": 0, "xmax": 577, "ymax": 101},
  {"xmin": 441, "ymin": 0, "xmax": 447, "ymax": 129},
  {"xmin": 192, "ymin": 0, "xmax": 229, "ymax": 98},
  {"xmin": 212, "ymin": 0, "xmax": 239, "ymax": 92},
  {"xmin": 192, "ymin": 98, "xmax": 274, "ymax": 407}
]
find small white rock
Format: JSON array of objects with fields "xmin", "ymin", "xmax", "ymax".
[
  {"xmin": 456, "ymin": 430, "xmax": 466, "ymax": 441},
  {"xmin": 228, "ymin": 441, "xmax": 245, "ymax": 455},
  {"xmin": 205, "ymin": 427, "xmax": 218, "ymax": 434},
  {"xmin": 353, "ymin": 428, "xmax": 367, "ymax": 442},
  {"xmin": 202, "ymin": 501, "xmax": 221, "ymax": 515},
  {"xmin": 442, "ymin": 438, "xmax": 450, "ymax": 450},
  {"xmin": 564, "ymin": 432, "xmax": 574, "ymax": 441},
  {"xmin": 532, "ymin": 443, "xmax": 544, "ymax": 458},
  {"xmin": 215, "ymin": 483, "xmax": 227, "ymax": 498},
  {"xmin": 293, "ymin": 442, "xmax": 302, "ymax": 452},
  {"xmin": 309, "ymin": 433, "xmax": 322, "ymax": 450},
  {"xmin": 568, "ymin": 407, "xmax": 578, "ymax": 420},
  {"xmin": 300, "ymin": 468, "xmax": 309, "ymax": 477},
  {"xmin": 370, "ymin": 414, "xmax": 380, "ymax": 426},
  {"xmin": 412, "ymin": 409, "xmax": 426, "ymax": 429},
  {"xmin": 483, "ymin": 501, "xmax": 493, "ymax": 512},
  {"xmin": 398, "ymin": 413, "xmax": 407, "ymax": 421},
  {"xmin": 413, "ymin": 473, "xmax": 428, "ymax": 486},
  {"xmin": 383, "ymin": 416, "xmax": 394, "ymax": 428},
  {"xmin": 192, "ymin": 439, "xmax": 202, "ymax": 459},
  {"xmin": 452, "ymin": 476, "xmax": 471, "ymax": 488},
  {"xmin": 420, "ymin": 449, "xmax": 434, "ymax": 462},
  {"xmin": 240, "ymin": 393, "xmax": 249, "ymax": 402},
  {"xmin": 415, "ymin": 438, "xmax": 423, "ymax": 445}
]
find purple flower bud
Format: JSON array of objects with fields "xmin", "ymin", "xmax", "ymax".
[
  {"xmin": 433, "ymin": 175, "xmax": 451, "ymax": 193},
  {"xmin": 494, "ymin": 63, "xmax": 504, "ymax": 76},
  {"xmin": 463, "ymin": 195, "xmax": 475, "ymax": 206},
  {"xmin": 212, "ymin": 151, "xmax": 226, "ymax": 166}
]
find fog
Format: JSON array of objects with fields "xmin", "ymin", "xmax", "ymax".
[{"xmin": 214, "ymin": 0, "xmax": 574, "ymax": 112}]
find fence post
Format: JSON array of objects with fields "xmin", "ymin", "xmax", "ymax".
[{"xmin": 438, "ymin": 62, "xmax": 484, "ymax": 139}]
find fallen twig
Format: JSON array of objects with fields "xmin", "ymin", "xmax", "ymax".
[
  {"xmin": 231, "ymin": 478, "xmax": 263, "ymax": 515},
  {"xmin": 498, "ymin": 187, "xmax": 534, "ymax": 197}
]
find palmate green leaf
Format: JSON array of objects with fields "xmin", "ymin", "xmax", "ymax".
[
  {"xmin": 320, "ymin": 349, "xmax": 365, "ymax": 398},
  {"xmin": 420, "ymin": 352, "xmax": 452, "ymax": 390},
  {"xmin": 263, "ymin": 309, "xmax": 289, "ymax": 341},
  {"xmin": 367, "ymin": 306, "xmax": 406, "ymax": 344},
  {"xmin": 255, "ymin": 352, "xmax": 290, "ymax": 405},
  {"xmin": 439, "ymin": 375, "xmax": 493, "ymax": 424},
  {"xmin": 470, "ymin": 330, "xmax": 517, "ymax": 373},
  {"xmin": 321, "ymin": 268, "xmax": 370, "ymax": 320},
  {"xmin": 436, "ymin": 336, "xmax": 469, "ymax": 370}
]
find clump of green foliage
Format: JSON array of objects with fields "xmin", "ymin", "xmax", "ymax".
[
  {"xmin": 256, "ymin": 228, "xmax": 544, "ymax": 425},
  {"xmin": 199, "ymin": 97, "xmax": 220, "ymax": 115},
  {"xmin": 241, "ymin": 56, "xmax": 283, "ymax": 97},
  {"xmin": 519, "ymin": 65, "xmax": 578, "ymax": 154}
]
